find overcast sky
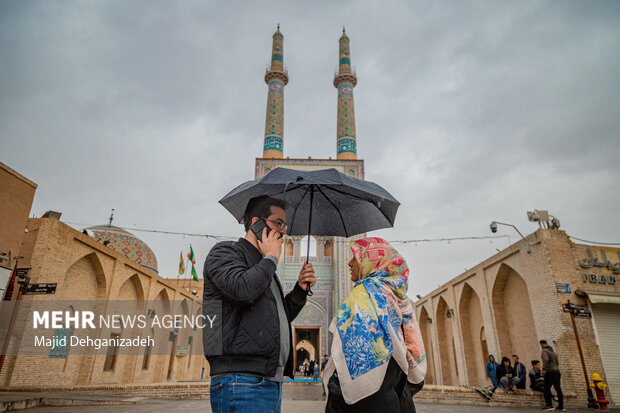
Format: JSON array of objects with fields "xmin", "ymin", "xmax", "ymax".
[{"xmin": 2, "ymin": 1, "xmax": 619, "ymax": 298}]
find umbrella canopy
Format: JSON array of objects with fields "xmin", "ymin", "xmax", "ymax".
[{"xmin": 219, "ymin": 167, "xmax": 400, "ymax": 238}]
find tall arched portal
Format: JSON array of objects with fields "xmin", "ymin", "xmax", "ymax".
[
  {"xmin": 459, "ymin": 284, "xmax": 486, "ymax": 386},
  {"xmin": 419, "ymin": 306, "xmax": 435, "ymax": 384},
  {"xmin": 436, "ymin": 297, "xmax": 458, "ymax": 385},
  {"xmin": 492, "ymin": 264, "xmax": 539, "ymax": 370}
]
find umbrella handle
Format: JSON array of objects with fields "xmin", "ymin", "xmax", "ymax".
[{"xmin": 304, "ymin": 257, "xmax": 313, "ymax": 296}]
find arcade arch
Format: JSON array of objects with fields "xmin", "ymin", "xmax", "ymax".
[
  {"xmin": 418, "ymin": 306, "xmax": 435, "ymax": 384},
  {"xmin": 492, "ymin": 264, "xmax": 538, "ymax": 370},
  {"xmin": 436, "ymin": 297, "xmax": 458, "ymax": 385},
  {"xmin": 458, "ymin": 283, "xmax": 486, "ymax": 385},
  {"xmin": 61, "ymin": 253, "xmax": 106, "ymax": 300}
]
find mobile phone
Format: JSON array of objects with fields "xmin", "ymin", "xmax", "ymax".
[{"xmin": 249, "ymin": 219, "xmax": 271, "ymax": 241}]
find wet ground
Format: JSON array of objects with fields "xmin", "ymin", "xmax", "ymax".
[{"xmin": 7, "ymin": 383, "xmax": 615, "ymax": 413}]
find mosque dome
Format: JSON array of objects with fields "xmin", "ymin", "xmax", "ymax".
[{"xmin": 83, "ymin": 225, "xmax": 158, "ymax": 274}]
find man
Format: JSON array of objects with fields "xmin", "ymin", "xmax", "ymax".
[
  {"xmin": 540, "ymin": 339, "xmax": 565, "ymax": 412},
  {"xmin": 486, "ymin": 354, "xmax": 499, "ymax": 388},
  {"xmin": 529, "ymin": 360, "xmax": 545, "ymax": 393},
  {"xmin": 496, "ymin": 356, "xmax": 520, "ymax": 392},
  {"xmin": 512, "ymin": 354, "xmax": 527, "ymax": 389},
  {"xmin": 321, "ymin": 354, "xmax": 329, "ymax": 373},
  {"xmin": 203, "ymin": 196, "xmax": 316, "ymax": 412}
]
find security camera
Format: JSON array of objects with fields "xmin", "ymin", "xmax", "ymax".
[{"xmin": 490, "ymin": 222, "xmax": 498, "ymax": 233}]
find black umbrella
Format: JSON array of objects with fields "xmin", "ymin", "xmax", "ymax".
[{"xmin": 219, "ymin": 167, "xmax": 400, "ymax": 293}]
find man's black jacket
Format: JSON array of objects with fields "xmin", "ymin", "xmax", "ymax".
[
  {"xmin": 202, "ymin": 238, "xmax": 307, "ymax": 378},
  {"xmin": 496, "ymin": 364, "xmax": 515, "ymax": 380}
]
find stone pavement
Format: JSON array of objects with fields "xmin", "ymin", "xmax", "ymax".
[
  {"xmin": 0, "ymin": 383, "xmax": 616, "ymax": 412},
  {"xmin": 2, "ymin": 398, "xmax": 615, "ymax": 412}
]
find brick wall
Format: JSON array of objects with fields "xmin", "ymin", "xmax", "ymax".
[{"xmin": 414, "ymin": 229, "xmax": 617, "ymax": 406}]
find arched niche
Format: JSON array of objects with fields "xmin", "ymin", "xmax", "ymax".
[
  {"xmin": 492, "ymin": 264, "xmax": 539, "ymax": 370},
  {"xmin": 286, "ymin": 239, "xmax": 294, "ymax": 257},
  {"xmin": 436, "ymin": 297, "xmax": 458, "ymax": 385},
  {"xmin": 418, "ymin": 306, "xmax": 435, "ymax": 384},
  {"xmin": 151, "ymin": 288, "xmax": 172, "ymax": 322},
  {"xmin": 296, "ymin": 340, "xmax": 316, "ymax": 362},
  {"xmin": 62, "ymin": 253, "xmax": 107, "ymax": 300},
  {"xmin": 458, "ymin": 283, "xmax": 486, "ymax": 386},
  {"xmin": 300, "ymin": 235, "xmax": 317, "ymax": 257},
  {"xmin": 323, "ymin": 240, "xmax": 333, "ymax": 258},
  {"xmin": 117, "ymin": 274, "xmax": 145, "ymax": 301}
]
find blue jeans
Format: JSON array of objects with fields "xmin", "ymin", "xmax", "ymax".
[{"xmin": 210, "ymin": 374, "xmax": 282, "ymax": 413}]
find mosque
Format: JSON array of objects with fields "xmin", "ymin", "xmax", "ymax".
[
  {"xmin": 255, "ymin": 26, "xmax": 364, "ymax": 370},
  {"xmin": 1, "ymin": 26, "xmax": 618, "ymax": 408}
]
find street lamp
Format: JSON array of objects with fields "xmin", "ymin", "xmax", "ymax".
[{"xmin": 489, "ymin": 221, "xmax": 532, "ymax": 253}]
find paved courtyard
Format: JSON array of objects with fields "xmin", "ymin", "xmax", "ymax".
[
  {"xmin": 16, "ymin": 399, "xmax": 615, "ymax": 412},
  {"xmin": 5, "ymin": 383, "xmax": 615, "ymax": 413}
]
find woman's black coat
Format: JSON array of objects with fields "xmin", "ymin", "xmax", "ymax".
[{"xmin": 325, "ymin": 358, "xmax": 424, "ymax": 413}]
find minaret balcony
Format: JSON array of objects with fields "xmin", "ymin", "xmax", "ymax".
[
  {"xmin": 265, "ymin": 64, "xmax": 289, "ymax": 85},
  {"xmin": 333, "ymin": 71, "xmax": 357, "ymax": 88}
]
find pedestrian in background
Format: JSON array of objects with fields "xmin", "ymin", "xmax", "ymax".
[
  {"xmin": 512, "ymin": 354, "xmax": 527, "ymax": 390},
  {"xmin": 321, "ymin": 354, "xmax": 329, "ymax": 375},
  {"xmin": 540, "ymin": 340, "xmax": 565, "ymax": 411},
  {"xmin": 496, "ymin": 357, "xmax": 519, "ymax": 392},
  {"xmin": 486, "ymin": 355, "xmax": 499, "ymax": 388},
  {"xmin": 528, "ymin": 360, "xmax": 545, "ymax": 393}
]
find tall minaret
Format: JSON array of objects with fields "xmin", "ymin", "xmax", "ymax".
[
  {"xmin": 262, "ymin": 24, "xmax": 288, "ymax": 159},
  {"xmin": 334, "ymin": 28, "xmax": 358, "ymax": 160}
]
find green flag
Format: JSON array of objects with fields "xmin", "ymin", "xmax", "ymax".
[
  {"xmin": 191, "ymin": 263, "xmax": 199, "ymax": 282},
  {"xmin": 187, "ymin": 245, "xmax": 195, "ymax": 264}
]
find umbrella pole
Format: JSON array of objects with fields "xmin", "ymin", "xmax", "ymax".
[{"xmin": 305, "ymin": 185, "xmax": 314, "ymax": 296}]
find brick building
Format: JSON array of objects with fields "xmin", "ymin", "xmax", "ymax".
[
  {"xmin": 0, "ymin": 163, "xmax": 208, "ymax": 387},
  {"xmin": 415, "ymin": 227, "xmax": 619, "ymax": 405},
  {"xmin": 0, "ymin": 162, "xmax": 37, "ymax": 295}
]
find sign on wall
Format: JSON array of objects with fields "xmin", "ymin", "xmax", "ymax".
[{"xmin": 579, "ymin": 247, "xmax": 620, "ymax": 274}]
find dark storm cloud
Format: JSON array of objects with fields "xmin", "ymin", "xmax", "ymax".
[{"xmin": 1, "ymin": 0, "xmax": 618, "ymax": 297}]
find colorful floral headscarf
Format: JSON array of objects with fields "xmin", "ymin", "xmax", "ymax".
[{"xmin": 327, "ymin": 237, "xmax": 426, "ymax": 404}]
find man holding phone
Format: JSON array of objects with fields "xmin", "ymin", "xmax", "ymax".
[{"xmin": 203, "ymin": 195, "xmax": 316, "ymax": 413}]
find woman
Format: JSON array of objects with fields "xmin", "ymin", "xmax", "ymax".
[
  {"xmin": 486, "ymin": 355, "xmax": 499, "ymax": 388},
  {"xmin": 324, "ymin": 237, "xmax": 426, "ymax": 413}
]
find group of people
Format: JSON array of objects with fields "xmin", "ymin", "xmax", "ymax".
[
  {"xmin": 203, "ymin": 196, "xmax": 426, "ymax": 413},
  {"xmin": 299, "ymin": 358, "xmax": 321, "ymax": 381},
  {"xmin": 485, "ymin": 354, "xmax": 527, "ymax": 392},
  {"xmin": 485, "ymin": 341, "xmax": 565, "ymax": 411}
]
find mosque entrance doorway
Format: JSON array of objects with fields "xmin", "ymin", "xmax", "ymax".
[{"xmin": 293, "ymin": 326, "xmax": 320, "ymax": 374}]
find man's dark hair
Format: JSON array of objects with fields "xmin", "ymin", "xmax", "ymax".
[
  {"xmin": 512, "ymin": 354, "xmax": 518, "ymax": 358},
  {"xmin": 501, "ymin": 356, "xmax": 510, "ymax": 365},
  {"xmin": 539, "ymin": 339, "xmax": 548, "ymax": 345},
  {"xmin": 243, "ymin": 196, "xmax": 286, "ymax": 231},
  {"xmin": 532, "ymin": 360, "xmax": 540, "ymax": 367}
]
